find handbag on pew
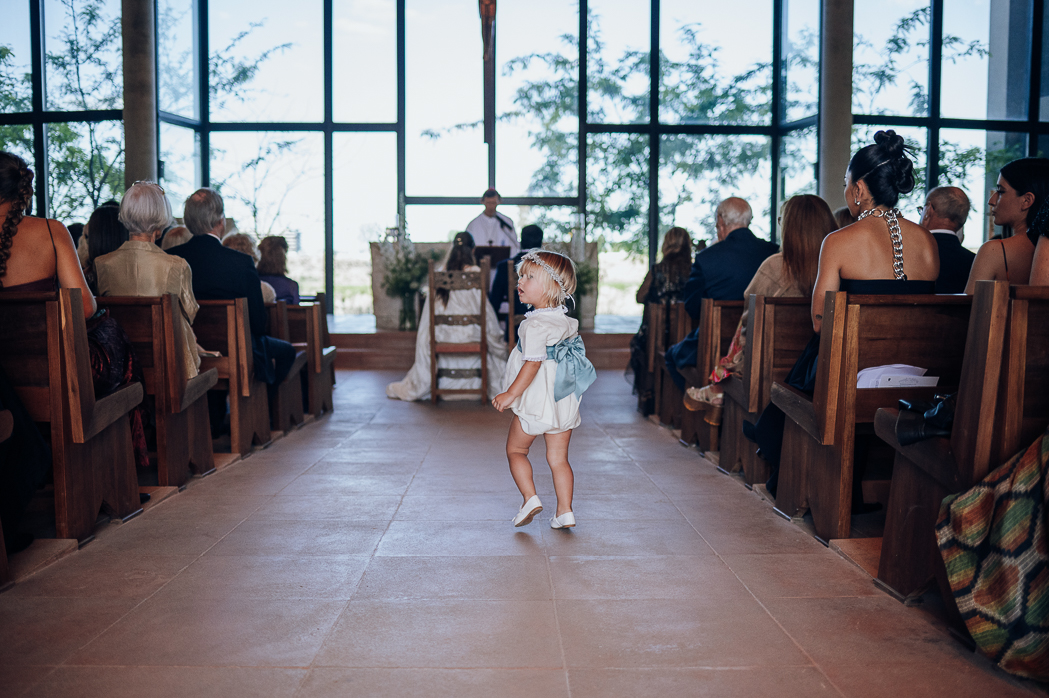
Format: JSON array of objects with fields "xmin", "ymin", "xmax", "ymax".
[{"xmin": 894, "ymin": 393, "xmax": 956, "ymax": 446}]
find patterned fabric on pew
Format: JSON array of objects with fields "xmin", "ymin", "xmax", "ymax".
[{"xmin": 936, "ymin": 426, "xmax": 1049, "ymax": 681}]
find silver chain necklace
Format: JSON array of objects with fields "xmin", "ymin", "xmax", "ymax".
[{"xmin": 857, "ymin": 207, "xmax": 906, "ymax": 280}]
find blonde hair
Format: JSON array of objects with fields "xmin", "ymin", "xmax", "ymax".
[
  {"xmin": 515, "ymin": 249, "xmax": 577, "ymax": 308},
  {"xmin": 161, "ymin": 225, "xmax": 192, "ymax": 250},
  {"xmin": 222, "ymin": 233, "xmax": 260, "ymax": 264}
]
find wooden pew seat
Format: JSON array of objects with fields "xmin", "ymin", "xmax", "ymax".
[{"xmin": 287, "ymin": 294, "xmax": 336, "ymax": 417}]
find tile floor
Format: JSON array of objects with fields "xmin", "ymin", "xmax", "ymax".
[{"xmin": 0, "ymin": 371, "xmax": 1040, "ymax": 697}]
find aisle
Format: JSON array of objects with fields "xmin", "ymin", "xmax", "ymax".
[{"xmin": 0, "ymin": 371, "xmax": 1037, "ymax": 697}]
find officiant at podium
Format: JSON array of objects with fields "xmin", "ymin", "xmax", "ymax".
[{"xmin": 466, "ymin": 188, "xmax": 518, "ymax": 255}]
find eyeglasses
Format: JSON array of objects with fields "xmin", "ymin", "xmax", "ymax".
[
  {"xmin": 132, "ymin": 180, "xmax": 165, "ymax": 194},
  {"xmin": 917, "ymin": 205, "xmax": 924, "ymax": 215}
]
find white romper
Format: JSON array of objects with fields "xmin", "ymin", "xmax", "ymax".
[{"xmin": 503, "ymin": 307, "xmax": 586, "ymax": 436}]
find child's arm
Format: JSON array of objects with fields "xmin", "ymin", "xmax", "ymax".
[{"xmin": 492, "ymin": 360, "xmax": 541, "ymax": 411}]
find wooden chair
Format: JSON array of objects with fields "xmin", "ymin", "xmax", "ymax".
[
  {"xmin": 287, "ymin": 292, "xmax": 336, "ymax": 417},
  {"xmin": 680, "ymin": 299, "xmax": 744, "ymax": 450},
  {"xmin": 770, "ymin": 292, "xmax": 973, "ymax": 542},
  {"xmin": 874, "ymin": 282, "xmax": 1049, "ymax": 601},
  {"xmin": 507, "ymin": 264, "xmax": 527, "ymax": 355},
  {"xmin": 266, "ymin": 301, "xmax": 309, "ymax": 432},
  {"xmin": 194, "ymin": 298, "xmax": 271, "ymax": 456},
  {"xmin": 0, "ymin": 408, "xmax": 13, "ymax": 585},
  {"xmin": 720, "ymin": 295, "xmax": 811, "ymax": 485},
  {"xmin": 97, "ymin": 295, "xmax": 219, "ymax": 485},
  {"xmin": 0, "ymin": 289, "xmax": 143, "ymax": 542},
  {"xmin": 429, "ymin": 258, "xmax": 490, "ymax": 403}
]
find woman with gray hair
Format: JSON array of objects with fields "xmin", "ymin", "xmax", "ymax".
[{"xmin": 95, "ymin": 181, "xmax": 202, "ymax": 378}]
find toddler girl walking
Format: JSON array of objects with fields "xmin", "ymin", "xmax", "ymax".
[{"xmin": 492, "ymin": 250, "xmax": 596, "ymax": 528}]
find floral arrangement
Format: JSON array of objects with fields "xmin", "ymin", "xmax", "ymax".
[{"xmin": 378, "ymin": 239, "xmax": 443, "ymax": 331}]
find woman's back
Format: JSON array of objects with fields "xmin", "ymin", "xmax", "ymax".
[
  {"xmin": 1, "ymin": 215, "xmax": 60, "ymax": 288},
  {"xmin": 831, "ymin": 216, "xmax": 939, "ymax": 283}
]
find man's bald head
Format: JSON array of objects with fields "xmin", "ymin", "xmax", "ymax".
[
  {"xmin": 923, "ymin": 186, "xmax": 970, "ymax": 232},
  {"xmin": 715, "ymin": 197, "xmax": 753, "ymax": 241}
]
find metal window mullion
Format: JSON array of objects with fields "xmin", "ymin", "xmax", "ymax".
[
  {"xmin": 199, "ymin": 0, "xmax": 210, "ymax": 187},
  {"xmin": 397, "ymin": 0, "xmax": 405, "ymax": 219},
  {"xmin": 770, "ymin": 0, "xmax": 785, "ymax": 244},
  {"xmin": 578, "ymin": 0, "xmax": 587, "ymax": 222},
  {"xmin": 1030, "ymin": 0, "xmax": 1045, "ymax": 155},
  {"xmin": 648, "ymin": 0, "xmax": 659, "ymax": 267},
  {"xmin": 30, "ymin": 0, "xmax": 48, "ymax": 216},
  {"xmin": 324, "ymin": 0, "xmax": 334, "ymax": 311},
  {"xmin": 927, "ymin": 0, "xmax": 943, "ymax": 189}
]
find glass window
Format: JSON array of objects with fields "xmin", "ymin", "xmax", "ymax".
[
  {"xmin": 588, "ymin": 132, "xmax": 649, "ymax": 252},
  {"xmin": 851, "ymin": 125, "xmax": 928, "ymax": 215},
  {"xmin": 852, "ymin": 1, "xmax": 930, "ymax": 117},
  {"xmin": 208, "ymin": 0, "xmax": 323, "ymax": 123},
  {"xmin": 784, "ymin": 0, "xmax": 819, "ymax": 122},
  {"xmin": 158, "ymin": 0, "xmax": 199, "ymax": 119},
  {"xmin": 209, "ymin": 132, "xmax": 325, "ymax": 294},
  {"xmin": 660, "ymin": 134, "xmax": 772, "ymax": 245},
  {"xmin": 405, "ymin": 0, "xmax": 487, "ymax": 196},
  {"xmin": 780, "ymin": 126, "xmax": 818, "ymax": 202},
  {"xmin": 44, "ymin": 0, "xmax": 123, "ymax": 111},
  {"xmin": 0, "ymin": 0, "xmax": 33, "ymax": 114},
  {"xmin": 497, "ymin": 0, "xmax": 578, "ymax": 197},
  {"xmin": 159, "ymin": 123, "xmax": 200, "ymax": 214},
  {"xmin": 0, "ymin": 125, "xmax": 34, "ymax": 168},
  {"xmin": 587, "ymin": 0, "xmax": 649, "ymax": 125},
  {"xmin": 46, "ymin": 120, "xmax": 125, "ymax": 222},
  {"xmin": 939, "ymin": 128, "xmax": 1028, "ymax": 248},
  {"xmin": 333, "ymin": 0, "xmax": 396, "ymax": 123},
  {"xmin": 405, "ymin": 205, "xmax": 485, "ymax": 243},
  {"xmin": 333, "ymin": 133, "xmax": 397, "ymax": 315},
  {"xmin": 659, "ymin": 0, "xmax": 772, "ymax": 125}
]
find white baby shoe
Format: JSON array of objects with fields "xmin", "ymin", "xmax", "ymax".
[
  {"xmin": 512, "ymin": 495, "xmax": 543, "ymax": 527},
  {"xmin": 550, "ymin": 512, "xmax": 576, "ymax": 529}
]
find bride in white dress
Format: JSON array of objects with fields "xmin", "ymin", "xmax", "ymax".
[{"xmin": 386, "ymin": 233, "xmax": 508, "ymax": 401}]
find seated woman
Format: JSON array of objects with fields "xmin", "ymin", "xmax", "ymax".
[
  {"xmin": 748, "ymin": 131, "xmax": 939, "ymax": 499},
  {"xmin": 964, "ymin": 157, "xmax": 1049, "ymax": 293},
  {"xmin": 627, "ymin": 226, "xmax": 694, "ymax": 415},
  {"xmin": 95, "ymin": 181, "xmax": 201, "ymax": 379},
  {"xmin": 258, "ymin": 236, "xmax": 300, "ymax": 304},
  {"xmin": 82, "ymin": 202, "xmax": 129, "ymax": 295},
  {"xmin": 683, "ymin": 194, "xmax": 838, "ymax": 424},
  {"xmin": 387, "ymin": 232, "xmax": 508, "ymax": 401},
  {"xmin": 222, "ymin": 233, "xmax": 277, "ymax": 303}
]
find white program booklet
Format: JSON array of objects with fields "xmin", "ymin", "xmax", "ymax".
[{"xmin": 856, "ymin": 364, "xmax": 939, "ymax": 389}]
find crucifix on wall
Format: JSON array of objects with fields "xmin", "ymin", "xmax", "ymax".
[{"xmin": 480, "ymin": 0, "xmax": 496, "ymax": 147}]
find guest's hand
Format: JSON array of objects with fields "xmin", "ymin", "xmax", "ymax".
[{"xmin": 492, "ymin": 391, "xmax": 516, "ymax": 412}]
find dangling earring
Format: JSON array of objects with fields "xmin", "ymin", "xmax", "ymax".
[{"xmin": 855, "ymin": 199, "xmax": 860, "ymax": 205}]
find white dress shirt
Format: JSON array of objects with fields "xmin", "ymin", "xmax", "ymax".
[{"xmin": 466, "ymin": 211, "xmax": 518, "ymax": 255}]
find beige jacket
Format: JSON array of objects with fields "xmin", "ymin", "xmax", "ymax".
[{"xmin": 95, "ymin": 241, "xmax": 201, "ymax": 378}]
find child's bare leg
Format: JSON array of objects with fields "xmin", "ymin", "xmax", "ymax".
[
  {"xmin": 544, "ymin": 430, "xmax": 574, "ymax": 516},
  {"xmin": 507, "ymin": 416, "xmax": 539, "ymax": 503}
]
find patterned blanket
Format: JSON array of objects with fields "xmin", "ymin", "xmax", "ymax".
[{"xmin": 936, "ymin": 428, "xmax": 1049, "ymax": 681}]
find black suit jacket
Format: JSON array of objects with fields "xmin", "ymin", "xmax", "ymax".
[
  {"xmin": 489, "ymin": 252, "xmax": 529, "ymax": 341},
  {"xmin": 682, "ymin": 227, "xmax": 779, "ymax": 317},
  {"xmin": 167, "ymin": 234, "xmax": 269, "ymax": 337},
  {"xmin": 932, "ymin": 232, "xmax": 976, "ymax": 294}
]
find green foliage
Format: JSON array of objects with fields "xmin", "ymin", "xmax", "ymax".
[
  {"xmin": 574, "ymin": 259, "xmax": 598, "ymax": 298},
  {"xmin": 379, "ymin": 241, "xmax": 443, "ymax": 299}
]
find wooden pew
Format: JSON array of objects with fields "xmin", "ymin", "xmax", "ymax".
[
  {"xmin": 720, "ymin": 296, "xmax": 811, "ymax": 485},
  {"xmin": 0, "ymin": 289, "xmax": 143, "ymax": 542},
  {"xmin": 194, "ymin": 298, "xmax": 271, "ymax": 456},
  {"xmin": 874, "ymin": 283, "xmax": 1049, "ymax": 600},
  {"xmin": 97, "ymin": 296, "xmax": 218, "ymax": 485},
  {"xmin": 286, "ymin": 293, "xmax": 336, "ymax": 417},
  {"xmin": 0, "ymin": 408, "xmax": 12, "ymax": 584},
  {"xmin": 654, "ymin": 301, "xmax": 689, "ymax": 428},
  {"xmin": 267, "ymin": 301, "xmax": 309, "ymax": 432},
  {"xmin": 770, "ymin": 292, "xmax": 973, "ymax": 542},
  {"xmin": 680, "ymin": 299, "xmax": 744, "ymax": 451}
]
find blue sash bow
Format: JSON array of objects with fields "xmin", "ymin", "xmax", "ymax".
[{"xmin": 517, "ymin": 335, "xmax": 597, "ymax": 401}]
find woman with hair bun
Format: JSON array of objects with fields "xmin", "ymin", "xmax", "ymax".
[{"xmin": 965, "ymin": 157, "xmax": 1049, "ymax": 292}]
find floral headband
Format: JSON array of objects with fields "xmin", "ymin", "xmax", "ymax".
[{"xmin": 521, "ymin": 250, "xmax": 572, "ymax": 306}]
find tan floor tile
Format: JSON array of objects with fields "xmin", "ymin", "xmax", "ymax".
[
  {"xmin": 0, "ymin": 664, "xmax": 52, "ymax": 698},
  {"xmin": 539, "ymin": 520, "xmax": 714, "ymax": 557},
  {"xmin": 5, "ymin": 552, "xmax": 194, "ymax": 599},
  {"xmin": 376, "ymin": 521, "xmax": 547, "ymax": 556},
  {"xmin": 67, "ymin": 596, "xmax": 345, "ymax": 667},
  {"xmin": 250, "ymin": 494, "xmax": 403, "ymax": 521},
  {"xmin": 557, "ymin": 598, "xmax": 809, "ymax": 668},
  {"xmin": 823, "ymin": 661, "xmax": 1040, "ymax": 698},
  {"xmin": 297, "ymin": 668, "xmax": 569, "ymax": 698},
  {"xmin": 206, "ymin": 520, "xmax": 386, "ymax": 557},
  {"xmin": 143, "ymin": 492, "xmax": 269, "ymax": 521},
  {"xmin": 0, "ymin": 597, "xmax": 138, "ymax": 666},
  {"xmin": 567, "ymin": 667, "xmax": 840, "ymax": 697},
  {"xmin": 549, "ymin": 555, "xmax": 750, "ymax": 600},
  {"xmin": 720, "ymin": 552, "xmax": 882, "ymax": 599},
  {"xmin": 313, "ymin": 599, "xmax": 562, "ymax": 668},
  {"xmin": 158, "ymin": 555, "xmax": 370, "ymax": 599},
  {"xmin": 86, "ymin": 518, "xmax": 242, "ymax": 557},
  {"xmin": 23, "ymin": 666, "xmax": 307, "ymax": 698},
  {"xmin": 394, "ymin": 494, "xmax": 531, "ymax": 520},
  {"xmin": 280, "ymin": 472, "xmax": 415, "ymax": 496},
  {"xmin": 355, "ymin": 556, "xmax": 552, "ymax": 600}
]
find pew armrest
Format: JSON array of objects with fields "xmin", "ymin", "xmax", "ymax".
[
  {"xmin": 284, "ymin": 351, "xmax": 308, "ymax": 382},
  {"xmin": 873, "ymin": 408, "xmax": 962, "ymax": 491},
  {"xmin": 771, "ymin": 382, "xmax": 827, "ymax": 445},
  {"xmin": 79, "ymin": 382, "xmax": 144, "ymax": 443},
  {"xmin": 180, "ymin": 368, "xmax": 219, "ymax": 412},
  {"xmin": 318, "ymin": 345, "xmax": 336, "ymax": 371},
  {"xmin": 721, "ymin": 376, "xmax": 747, "ymax": 411}
]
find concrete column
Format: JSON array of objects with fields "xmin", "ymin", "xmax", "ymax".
[
  {"xmin": 122, "ymin": 0, "xmax": 157, "ymax": 187},
  {"xmin": 817, "ymin": 0, "xmax": 854, "ymax": 204}
]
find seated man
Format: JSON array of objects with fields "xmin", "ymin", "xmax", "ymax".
[
  {"xmin": 169, "ymin": 188, "xmax": 298, "ymax": 432},
  {"xmin": 665, "ymin": 197, "xmax": 779, "ymax": 390},
  {"xmin": 489, "ymin": 224, "xmax": 543, "ymax": 341},
  {"xmin": 919, "ymin": 186, "xmax": 976, "ymax": 294}
]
